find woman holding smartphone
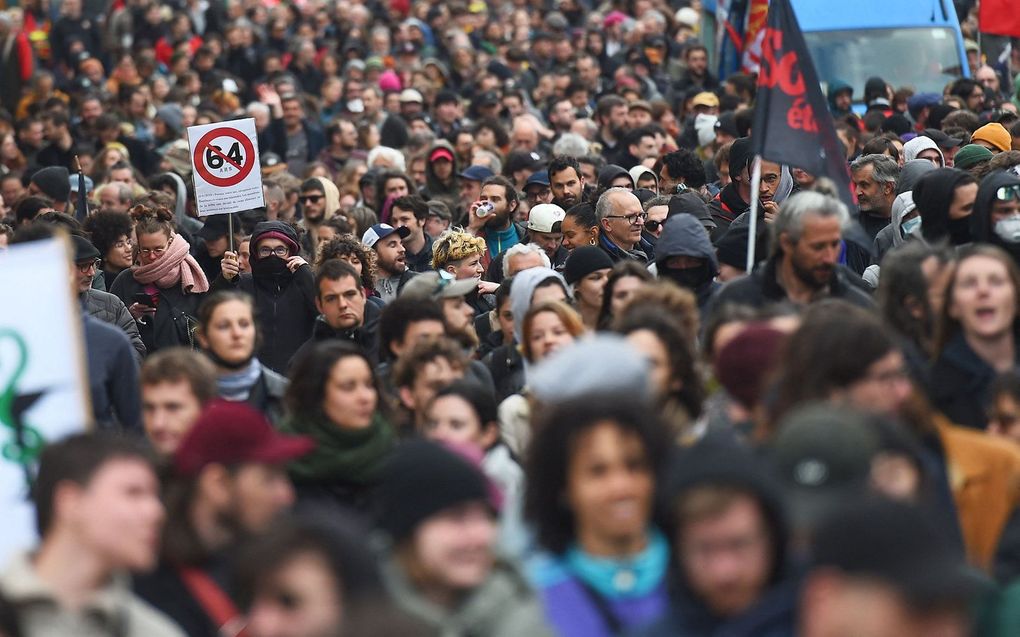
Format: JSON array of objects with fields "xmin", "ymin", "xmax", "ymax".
[{"xmin": 110, "ymin": 204, "xmax": 210, "ymax": 353}]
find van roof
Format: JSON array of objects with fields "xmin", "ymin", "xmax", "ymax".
[{"xmin": 791, "ymin": 0, "xmax": 958, "ymax": 31}]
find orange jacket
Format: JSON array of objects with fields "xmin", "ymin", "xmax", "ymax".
[{"xmin": 936, "ymin": 415, "xmax": 1020, "ymax": 571}]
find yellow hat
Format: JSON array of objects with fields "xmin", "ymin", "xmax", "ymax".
[
  {"xmin": 691, "ymin": 91, "xmax": 720, "ymax": 108},
  {"xmin": 971, "ymin": 123, "xmax": 1011, "ymax": 153}
]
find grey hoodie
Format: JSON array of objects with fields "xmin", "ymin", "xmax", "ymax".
[
  {"xmin": 509, "ymin": 267, "xmax": 569, "ymax": 344},
  {"xmin": 164, "ymin": 172, "xmax": 203, "ymax": 236},
  {"xmin": 654, "ymin": 213, "xmax": 719, "ymax": 273},
  {"xmin": 902, "ymin": 136, "xmax": 945, "ymax": 166}
]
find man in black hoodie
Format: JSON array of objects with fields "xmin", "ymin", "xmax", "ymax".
[
  {"xmin": 652, "ymin": 214, "xmax": 720, "ymax": 311},
  {"xmin": 635, "ymin": 434, "xmax": 797, "ymax": 637},
  {"xmin": 708, "ymin": 137, "xmax": 755, "ymax": 240},
  {"xmin": 970, "ymin": 170, "xmax": 1020, "ymax": 264},
  {"xmin": 215, "ymin": 221, "xmax": 318, "ymax": 373},
  {"xmin": 913, "ymin": 167, "xmax": 979, "ymax": 248}
]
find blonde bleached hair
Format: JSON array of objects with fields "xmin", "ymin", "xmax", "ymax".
[{"xmin": 431, "ymin": 229, "xmax": 487, "ymax": 270}]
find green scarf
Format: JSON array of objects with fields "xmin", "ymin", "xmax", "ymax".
[{"xmin": 280, "ymin": 411, "xmax": 395, "ymax": 485}]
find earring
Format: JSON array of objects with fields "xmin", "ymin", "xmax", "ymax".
[{"xmin": 589, "ymin": 235, "xmax": 597, "ymax": 246}]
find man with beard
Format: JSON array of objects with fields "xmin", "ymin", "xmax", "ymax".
[
  {"xmin": 363, "ymin": 222, "xmax": 415, "ymax": 304},
  {"xmin": 706, "ymin": 191, "xmax": 874, "ymax": 316},
  {"xmin": 850, "ymin": 154, "xmax": 899, "ymax": 242},
  {"xmin": 467, "ymin": 176, "xmax": 526, "ymax": 266},
  {"xmin": 297, "ymin": 176, "xmax": 340, "ymax": 256},
  {"xmin": 216, "ymin": 221, "xmax": 318, "ymax": 373},
  {"xmin": 594, "ymin": 95, "xmax": 629, "ymax": 162},
  {"xmin": 134, "ymin": 400, "xmax": 313, "ymax": 637},
  {"xmin": 548, "ymin": 155, "xmax": 593, "ymax": 210}
]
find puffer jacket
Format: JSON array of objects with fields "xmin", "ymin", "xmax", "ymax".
[{"xmin": 82, "ymin": 289, "xmax": 145, "ymax": 362}]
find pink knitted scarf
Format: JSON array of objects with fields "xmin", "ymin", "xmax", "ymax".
[{"xmin": 132, "ymin": 233, "xmax": 210, "ymax": 294}]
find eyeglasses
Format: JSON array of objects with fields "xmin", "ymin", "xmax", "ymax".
[
  {"xmin": 138, "ymin": 244, "xmax": 170, "ymax": 258},
  {"xmin": 257, "ymin": 246, "xmax": 290, "ymax": 258},
  {"xmin": 996, "ymin": 185, "xmax": 1020, "ymax": 201},
  {"xmin": 299, "ymin": 195, "xmax": 322, "ymax": 204},
  {"xmin": 76, "ymin": 258, "xmax": 101, "ymax": 273},
  {"xmin": 606, "ymin": 212, "xmax": 648, "ymax": 225},
  {"xmin": 113, "ymin": 239, "xmax": 133, "ymax": 249}
]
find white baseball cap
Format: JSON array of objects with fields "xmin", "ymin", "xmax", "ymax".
[{"xmin": 527, "ymin": 203, "xmax": 566, "ymax": 234}]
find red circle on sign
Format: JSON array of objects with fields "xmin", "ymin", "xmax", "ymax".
[{"xmin": 193, "ymin": 127, "xmax": 256, "ymax": 187}]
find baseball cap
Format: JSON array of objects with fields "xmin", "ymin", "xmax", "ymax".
[
  {"xmin": 527, "ymin": 203, "xmax": 566, "ymax": 233},
  {"xmin": 427, "ymin": 200, "xmax": 453, "ymax": 221},
  {"xmin": 524, "ymin": 170, "xmax": 551, "ymax": 189},
  {"xmin": 770, "ymin": 403, "xmax": 878, "ymax": 528},
  {"xmin": 399, "ymin": 88, "xmax": 424, "ymax": 104},
  {"xmin": 361, "ymin": 223, "xmax": 410, "ymax": 249},
  {"xmin": 812, "ymin": 497, "xmax": 988, "ymax": 608},
  {"xmin": 921, "ymin": 128, "xmax": 963, "ymax": 149},
  {"xmin": 429, "ymin": 147, "xmax": 455, "ymax": 163},
  {"xmin": 628, "ymin": 99, "xmax": 652, "ymax": 114},
  {"xmin": 174, "ymin": 400, "xmax": 314, "ymax": 477},
  {"xmin": 400, "ymin": 271, "xmax": 478, "ymax": 300},
  {"xmin": 460, "ymin": 165, "xmax": 494, "ymax": 182},
  {"xmin": 691, "ymin": 92, "xmax": 720, "ymax": 108}
]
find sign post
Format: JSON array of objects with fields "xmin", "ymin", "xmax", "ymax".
[{"xmin": 187, "ymin": 118, "xmax": 266, "ymax": 240}]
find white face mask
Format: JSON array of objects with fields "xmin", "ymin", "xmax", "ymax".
[
  {"xmin": 901, "ymin": 216, "xmax": 921, "ymax": 236},
  {"xmin": 994, "ymin": 215, "xmax": 1020, "ymax": 244}
]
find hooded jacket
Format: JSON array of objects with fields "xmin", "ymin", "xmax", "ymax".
[
  {"xmin": 81, "ymin": 288, "xmax": 146, "ymax": 362},
  {"xmin": 668, "ymin": 191, "xmax": 717, "ymax": 234},
  {"xmin": 299, "ymin": 176, "xmax": 341, "ymax": 256},
  {"xmin": 634, "ymin": 434, "xmax": 798, "ymax": 637},
  {"xmin": 902, "ymin": 135, "xmax": 946, "ymax": 166},
  {"xmin": 652, "ymin": 214, "xmax": 720, "ymax": 309},
  {"xmin": 422, "ymin": 139, "xmax": 460, "ymax": 201},
  {"xmin": 914, "ymin": 168, "xmax": 975, "ymax": 246},
  {"xmin": 973, "ymin": 170, "xmax": 1020, "ymax": 261},
  {"xmin": 826, "ymin": 79, "xmax": 853, "ymax": 117},
  {"xmin": 163, "ymin": 171, "xmax": 203, "ymax": 237},
  {"xmin": 597, "ymin": 164, "xmax": 634, "ymax": 192},
  {"xmin": 869, "ymin": 160, "xmax": 938, "ymax": 257},
  {"xmin": 509, "ymin": 267, "xmax": 570, "ymax": 344},
  {"xmin": 211, "ymin": 221, "xmax": 318, "ymax": 373}
]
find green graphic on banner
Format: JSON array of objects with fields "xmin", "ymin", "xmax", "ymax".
[{"xmin": 0, "ymin": 329, "xmax": 45, "ymax": 468}]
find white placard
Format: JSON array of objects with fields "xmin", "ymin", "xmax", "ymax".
[
  {"xmin": 187, "ymin": 117, "xmax": 266, "ymax": 216},
  {"xmin": 0, "ymin": 237, "xmax": 90, "ymax": 568}
]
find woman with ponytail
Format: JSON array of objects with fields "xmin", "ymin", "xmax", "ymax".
[{"xmin": 110, "ymin": 204, "xmax": 209, "ymax": 353}]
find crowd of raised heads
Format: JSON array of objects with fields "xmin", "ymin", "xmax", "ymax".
[{"xmin": 3, "ymin": 1, "xmax": 1020, "ymax": 636}]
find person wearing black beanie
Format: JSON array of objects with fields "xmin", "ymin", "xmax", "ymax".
[
  {"xmin": 713, "ymin": 223, "xmax": 752, "ymax": 282},
  {"xmin": 562, "ymin": 245, "xmax": 613, "ymax": 329},
  {"xmin": 29, "ymin": 166, "xmax": 71, "ymax": 211},
  {"xmin": 375, "ymin": 440, "xmax": 553, "ymax": 635},
  {"xmin": 708, "ymin": 137, "xmax": 755, "ymax": 240}
]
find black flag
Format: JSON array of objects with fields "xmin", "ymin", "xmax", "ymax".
[{"xmin": 750, "ymin": 0, "xmax": 853, "ymax": 210}]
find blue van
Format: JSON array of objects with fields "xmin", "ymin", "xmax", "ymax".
[{"xmin": 790, "ymin": 0, "xmax": 970, "ymax": 105}]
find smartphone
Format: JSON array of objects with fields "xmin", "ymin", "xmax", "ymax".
[{"xmin": 133, "ymin": 292, "xmax": 154, "ymax": 308}]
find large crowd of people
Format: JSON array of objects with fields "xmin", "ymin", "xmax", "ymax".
[{"xmin": 2, "ymin": 0, "xmax": 1020, "ymax": 635}]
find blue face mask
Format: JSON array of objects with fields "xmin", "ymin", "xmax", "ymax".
[{"xmin": 901, "ymin": 216, "xmax": 922, "ymax": 236}]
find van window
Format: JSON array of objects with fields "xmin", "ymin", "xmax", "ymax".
[{"xmin": 805, "ymin": 27, "xmax": 964, "ymax": 100}]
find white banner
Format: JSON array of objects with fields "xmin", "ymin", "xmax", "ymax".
[
  {"xmin": 187, "ymin": 117, "xmax": 266, "ymax": 216},
  {"xmin": 0, "ymin": 237, "xmax": 89, "ymax": 568}
]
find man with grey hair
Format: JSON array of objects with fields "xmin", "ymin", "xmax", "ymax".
[
  {"xmin": 595, "ymin": 187, "xmax": 652, "ymax": 262},
  {"xmin": 503, "ymin": 243, "xmax": 551, "ymax": 277},
  {"xmin": 95, "ymin": 182, "xmax": 132, "ymax": 214},
  {"xmin": 850, "ymin": 154, "xmax": 900, "ymax": 242},
  {"xmin": 706, "ymin": 191, "xmax": 874, "ymax": 313}
]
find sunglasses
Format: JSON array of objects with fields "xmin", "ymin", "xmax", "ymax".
[
  {"xmin": 299, "ymin": 195, "xmax": 323, "ymax": 204},
  {"xmin": 644, "ymin": 219, "xmax": 662, "ymax": 232},
  {"xmin": 996, "ymin": 185, "xmax": 1020, "ymax": 201}
]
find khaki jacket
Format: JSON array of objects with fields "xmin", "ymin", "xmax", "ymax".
[{"xmin": 0, "ymin": 551, "xmax": 185, "ymax": 637}]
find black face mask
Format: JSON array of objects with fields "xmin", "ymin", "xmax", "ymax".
[
  {"xmin": 947, "ymin": 216, "xmax": 972, "ymax": 246},
  {"xmin": 661, "ymin": 262, "xmax": 713, "ymax": 290},
  {"xmin": 251, "ymin": 255, "xmax": 291, "ymax": 279}
]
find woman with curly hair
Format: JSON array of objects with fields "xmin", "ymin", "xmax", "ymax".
[
  {"xmin": 109, "ymin": 204, "xmax": 209, "ymax": 353},
  {"xmin": 317, "ymin": 234, "xmax": 382, "ymax": 306},
  {"xmin": 431, "ymin": 229, "xmax": 496, "ymax": 315},
  {"xmin": 83, "ymin": 209, "xmax": 135, "ymax": 284}
]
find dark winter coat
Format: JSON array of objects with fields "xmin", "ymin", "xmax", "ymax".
[
  {"xmin": 81, "ymin": 289, "xmax": 145, "ymax": 362},
  {"xmin": 110, "ymin": 271, "xmax": 205, "ymax": 354}
]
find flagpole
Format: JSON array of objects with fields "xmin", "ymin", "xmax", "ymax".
[{"xmin": 746, "ymin": 156, "xmax": 761, "ymax": 273}]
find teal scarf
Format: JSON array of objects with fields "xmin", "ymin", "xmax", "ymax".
[
  {"xmin": 279, "ymin": 412, "xmax": 395, "ymax": 485},
  {"xmin": 564, "ymin": 529, "xmax": 670, "ymax": 599}
]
